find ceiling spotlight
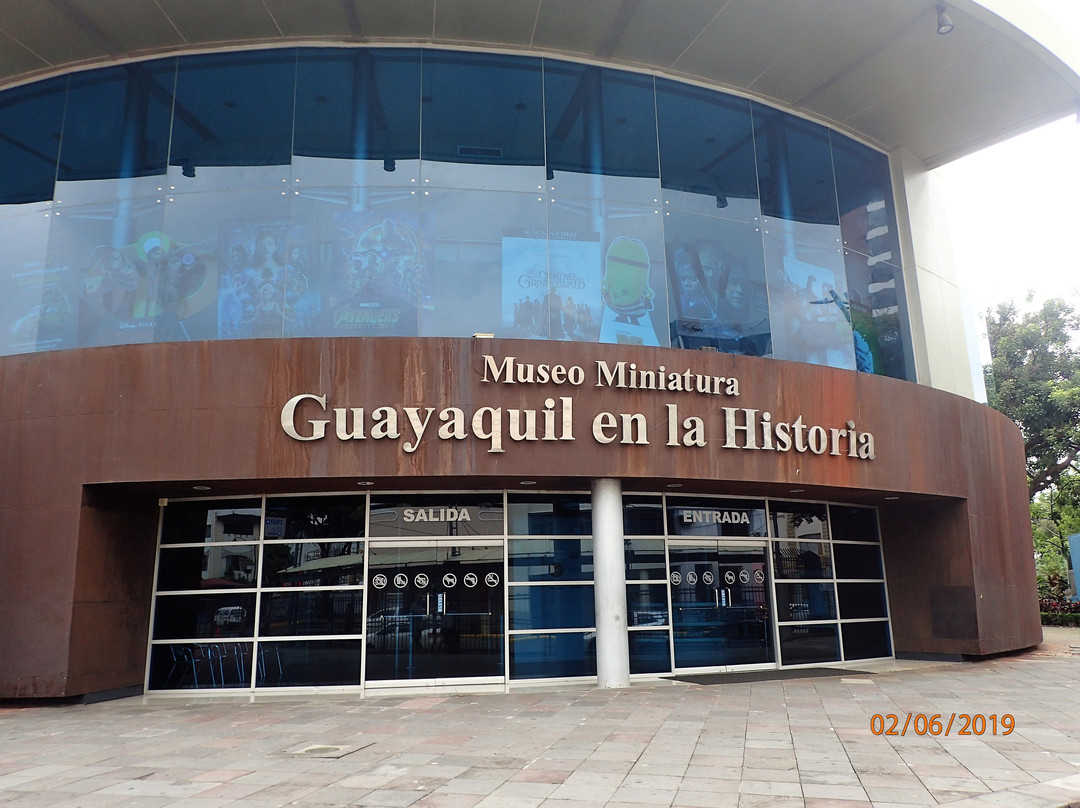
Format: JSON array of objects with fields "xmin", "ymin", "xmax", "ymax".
[
  {"xmin": 192, "ymin": 485, "xmax": 211, "ymax": 491},
  {"xmin": 520, "ymin": 480, "xmax": 537, "ymax": 486},
  {"xmin": 936, "ymin": 4, "xmax": 954, "ymax": 35},
  {"xmin": 357, "ymin": 481, "xmax": 374, "ymax": 486}
]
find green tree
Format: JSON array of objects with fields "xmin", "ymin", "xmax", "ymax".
[
  {"xmin": 984, "ymin": 297, "xmax": 1080, "ymax": 499},
  {"xmin": 1031, "ymin": 471, "xmax": 1080, "ymax": 598}
]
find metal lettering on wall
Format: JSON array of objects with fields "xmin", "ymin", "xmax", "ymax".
[{"xmin": 279, "ymin": 353, "xmax": 876, "ymax": 460}]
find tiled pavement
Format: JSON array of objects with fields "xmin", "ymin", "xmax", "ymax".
[{"xmin": 2, "ymin": 628, "xmax": 1080, "ymax": 808}]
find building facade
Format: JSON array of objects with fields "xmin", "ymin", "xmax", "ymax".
[{"xmin": 1, "ymin": 1, "xmax": 1076, "ymax": 698}]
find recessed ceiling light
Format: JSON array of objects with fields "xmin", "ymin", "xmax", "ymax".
[
  {"xmin": 357, "ymin": 481, "xmax": 374, "ymax": 486},
  {"xmin": 885, "ymin": 496, "xmax": 900, "ymax": 501},
  {"xmin": 520, "ymin": 480, "xmax": 536, "ymax": 486},
  {"xmin": 192, "ymin": 485, "xmax": 211, "ymax": 491},
  {"xmin": 667, "ymin": 483, "xmax": 682, "ymax": 488},
  {"xmin": 789, "ymin": 488, "xmax": 805, "ymax": 493}
]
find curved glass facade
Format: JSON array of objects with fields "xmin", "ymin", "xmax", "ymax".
[{"xmin": 0, "ymin": 47, "xmax": 910, "ymax": 378}]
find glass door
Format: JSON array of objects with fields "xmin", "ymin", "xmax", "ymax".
[
  {"xmin": 365, "ymin": 541, "xmax": 504, "ymax": 684},
  {"xmin": 669, "ymin": 541, "xmax": 774, "ymax": 671}
]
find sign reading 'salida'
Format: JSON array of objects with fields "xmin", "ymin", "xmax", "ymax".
[{"xmin": 280, "ymin": 354, "xmax": 876, "ymax": 460}]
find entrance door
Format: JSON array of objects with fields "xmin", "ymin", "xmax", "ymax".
[
  {"xmin": 669, "ymin": 541, "xmax": 774, "ymax": 670},
  {"xmin": 364, "ymin": 542, "xmax": 504, "ymax": 684}
]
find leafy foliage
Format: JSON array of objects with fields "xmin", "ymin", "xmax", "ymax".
[{"xmin": 984, "ymin": 297, "xmax": 1080, "ymax": 499}]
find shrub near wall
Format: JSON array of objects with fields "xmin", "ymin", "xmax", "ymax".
[{"xmin": 1040, "ymin": 598, "xmax": 1080, "ymax": 627}]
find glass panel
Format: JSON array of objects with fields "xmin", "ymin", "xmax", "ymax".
[
  {"xmin": 420, "ymin": 188, "xmax": 547, "ymax": 338},
  {"xmin": 157, "ymin": 545, "xmax": 259, "ymax": 591},
  {"xmin": 261, "ymin": 542, "xmax": 364, "ymax": 587},
  {"xmin": 624, "ymin": 539, "xmax": 666, "ymax": 580},
  {"xmin": 508, "ymin": 584, "xmax": 595, "ymax": 630},
  {"xmin": 629, "ymin": 630, "xmax": 671, "ymax": 674},
  {"xmin": 368, "ymin": 495, "xmax": 504, "ymax": 537},
  {"xmin": 772, "ymin": 542, "xmax": 833, "ymax": 580},
  {"xmin": 420, "ymin": 51, "xmax": 545, "ymax": 192},
  {"xmin": 293, "ymin": 49, "xmax": 420, "ymax": 172},
  {"xmin": 169, "ymin": 51, "xmax": 296, "ymax": 175},
  {"xmin": 779, "ymin": 624, "xmax": 840, "ymax": 665},
  {"xmin": 664, "ymin": 212, "xmax": 770, "ymax": 355},
  {"xmin": 833, "ymin": 543, "xmax": 884, "ymax": 580},
  {"xmin": 364, "ymin": 544, "xmax": 504, "ymax": 681},
  {"xmin": 508, "ymin": 539, "xmax": 593, "ymax": 582},
  {"xmin": 623, "ymin": 496, "xmax": 663, "ymax": 536},
  {"xmin": 546, "ymin": 200, "xmax": 668, "ymax": 347},
  {"xmin": 152, "ymin": 593, "xmax": 256, "ymax": 639},
  {"xmin": 753, "ymin": 104, "xmax": 838, "ymax": 226},
  {"xmin": 57, "ymin": 61, "xmax": 174, "ymax": 181},
  {"xmin": 829, "ymin": 506, "xmax": 879, "ymax": 542},
  {"xmin": 256, "ymin": 639, "xmax": 363, "ymax": 687},
  {"xmin": 509, "ymin": 631, "xmax": 596, "ymax": 679},
  {"xmin": 259, "ymin": 591, "xmax": 365, "ymax": 636},
  {"xmin": 656, "ymin": 78, "xmax": 759, "ymax": 223},
  {"xmin": 666, "ymin": 497, "xmax": 767, "ymax": 537},
  {"xmin": 762, "ymin": 218, "xmax": 854, "ymax": 369},
  {"xmin": 507, "ymin": 494, "xmax": 591, "ymax": 535},
  {"xmin": 669, "ymin": 543, "xmax": 773, "ymax": 668},
  {"xmin": 284, "ymin": 180, "xmax": 421, "ymax": 337},
  {"xmin": 0, "ymin": 203, "xmax": 52, "ymax": 356},
  {"xmin": 148, "ymin": 642, "xmax": 252, "ymax": 689},
  {"xmin": 264, "ymin": 495, "xmax": 366, "ymax": 540},
  {"xmin": 842, "ymin": 249, "xmax": 911, "ymax": 379},
  {"xmin": 543, "ymin": 61, "xmax": 660, "ymax": 203},
  {"xmin": 832, "ymin": 131, "xmax": 899, "ymax": 266},
  {"xmin": 0, "ymin": 77, "xmax": 66, "ymax": 204},
  {"xmin": 841, "ymin": 621, "xmax": 892, "ymax": 660},
  {"xmin": 626, "ymin": 583, "xmax": 668, "ymax": 626},
  {"xmin": 160, "ymin": 500, "xmax": 263, "ymax": 545},
  {"xmin": 769, "ymin": 501, "xmax": 829, "ymax": 540},
  {"xmin": 837, "ymin": 582, "xmax": 888, "ymax": 619},
  {"xmin": 775, "ymin": 582, "xmax": 836, "ymax": 622}
]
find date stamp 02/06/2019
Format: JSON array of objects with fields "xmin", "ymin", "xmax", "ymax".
[{"xmin": 870, "ymin": 714, "xmax": 1015, "ymax": 737}]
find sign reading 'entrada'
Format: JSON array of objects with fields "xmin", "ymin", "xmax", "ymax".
[{"xmin": 280, "ymin": 354, "xmax": 876, "ymax": 460}]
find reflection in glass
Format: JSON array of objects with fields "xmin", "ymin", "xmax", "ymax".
[
  {"xmin": 0, "ymin": 204, "xmax": 60, "ymax": 355},
  {"xmin": 770, "ymin": 502, "xmax": 829, "ymax": 540},
  {"xmin": 508, "ymin": 539, "xmax": 593, "ymax": 582},
  {"xmin": 623, "ymin": 497, "xmax": 664, "ymax": 535},
  {"xmin": 152, "ymin": 593, "xmax": 257, "ymax": 639},
  {"xmin": 772, "ymin": 542, "xmax": 832, "ymax": 580},
  {"xmin": 160, "ymin": 500, "xmax": 263, "ymax": 545},
  {"xmin": 779, "ymin": 624, "xmax": 840, "ymax": 665},
  {"xmin": 259, "ymin": 591, "xmax": 366, "ymax": 636},
  {"xmin": 624, "ymin": 539, "xmax": 667, "ymax": 580},
  {"xmin": 510, "ymin": 632, "xmax": 597, "ymax": 679},
  {"xmin": 264, "ymin": 496, "xmax": 366, "ymax": 540},
  {"xmin": 148, "ymin": 642, "xmax": 252, "ymax": 689},
  {"xmin": 256, "ymin": 640, "xmax": 363, "ymax": 687},
  {"xmin": 829, "ymin": 506, "xmax": 879, "ymax": 542},
  {"xmin": 261, "ymin": 542, "xmax": 364, "ymax": 587},
  {"xmin": 626, "ymin": 584, "xmax": 668, "ymax": 626},
  {"xmin": 508, "ymin": 585, "xmax": 595, "ymax": 630},
  {"xmin": 158, "ymin": 545, "xmax": 259, "ymax": 591},
  {"xmin": 507, "ymin": 495, "xmax": 592, "ymax": 535},
  {"xmin": 775, "ymin": 583, "xmax": 836, "ymax": 622}
]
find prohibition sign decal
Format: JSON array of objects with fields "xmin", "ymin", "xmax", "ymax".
[
  {"xmin": 373, "ymin": 573, "xmax": 388, "ymax": 589},
  {"xmin": 686, "ymin": 571, "xmax": 698, "ymax": 585},
  {"xmin": 724, "ymin": 570, "xmax": 736, "ymax": 585},
  {"xmin": 485, "ymin": 572, "xmax": 500, "ymax": 587},
  {"xmin": 702, "ymin": 570, "xmax": 714, "ymax": 585},
  {"xmin": 754, "ymin": 569, "xmax": 765, "ymax": 584},
  {"xmin": 464, "ymin": 572, "xmax": 478, "ymax": 588},
  {"xmin": 443, "ymin": 573, "xmax": 457, "ymax": 588},
  {"xmin": 415, "ymin": 573, "xmax": 430, "ymax": 588},
  {"xmin": 393, "ymin": 573, "xmax": 408, "ymax": 589},
  {"xmin": 739, "ymin": 569, "xmax": 750, "ymax": 584},
  {"xmin": 670, "ymin": 571, "xmax": 682, "ymax": 585}
]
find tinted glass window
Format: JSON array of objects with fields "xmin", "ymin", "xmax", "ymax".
[
  {"xmin": 369, "ymin": 495, "xmax": 504, "ymax": 537},
  {"xmin": 770, "ymin": 501, "xmax": 829, "ymax": 539},
  {"xmin": 259, "ymin": 591, "xmax": 366, "ymax": 636},
  {"xmin": 264, "ymin": 495, "xmax": 366, "ymax": 539},
  {"xmin": 829, "ymin": 506, "xmax": 879, "ymax": 542},
  {"xmin": 837, "ymin": 582, "xmax": 888, "ymax": 619},
  {"xmin": 257, "ymin": 640, "xmax": 363, "ymax": 686},
  {"xmin": 0, "ymin": 77, "xmax": 66, "ymax": 203},
  {"xmin": 507, "ymin": 494, "xmax": 592, "ymax": 535},
  {"xmin": 261, "ymin": 542, "xmax": 364, "ymax": 587},
  {"xmin": 841, "ymin": 621, "xmax": 892, "ymax": 660},
  {"xmin": 58, "ymin": 61, "xmax": 174, "ymax": 181},
  {"xmin": 629, "ymin": 631, "xmax": 671, "ymax": 674},
  {"xmin": 623, "ymin": 496, "xmax": 664, "ymax": 535},
  {"xmin": 779, "ymin": 624, "xmax": 839, "ymax": 665},
  {"xmin": 510, "ymin": 631, "xmax": 596, "ymax": 679},
  {"xmin": 833, "ymin": 542, "xmax": 884, "ymax": 580},
  {"xmin": 666, "ymin": 497, "xmax": 767, "ymax": 537},
  {"xmin": 170, "ymin": 51, "xmax": 296, "ymax": 170},
  {"xmin": 509, "ymin": 539, "xmax": 594, "ymax": 582},
  {"xmin": 772, "ymin": 542, "xmax": 832, "ymax": 579},
  {"xmin": 160, "ymin": 500, "xmax": 263, "ymax": 545},
  {"xmin": 293, "ymin": 49, "xmax": 420, "ymax": 162},
  {"xmin": 775, "ymin": 582, "xmax": 836, "ymax": 622},
  {"xmin": 148, "ymin": 642, "xmax": 252, "ymax": 689},
  {"xmin": 153, "ymin": 593, "xmax": 257, "ymax": 639},
  {"xmin": 158, "ymin": 546, "xmax": 259, "ymax": 590},
  {"xmin": 509, "ymin": 585, "xmax": 595, "ymax": 630}
]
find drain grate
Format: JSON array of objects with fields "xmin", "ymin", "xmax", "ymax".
[{"xmin": 285, "ymin": 742, "xmax": 371, "ymax": 759}]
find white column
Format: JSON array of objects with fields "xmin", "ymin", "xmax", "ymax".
[{"xmin": 592, "ymin": 477, "xmax": 630, "ymax": 687}]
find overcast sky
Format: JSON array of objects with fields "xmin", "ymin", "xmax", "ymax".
[{"xmin": 934, "ymin": 0, "xmax": 1080, "ymax": 317}]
